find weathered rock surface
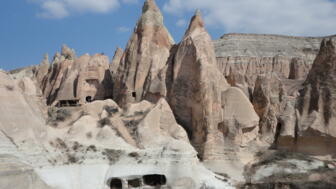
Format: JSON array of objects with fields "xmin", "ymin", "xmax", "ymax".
[
  {"xmin": 277, "ymin": 38, "xmax": 336, "ymax": 157},
  {"xmin": 214, "ymin": 34, "xmax": 336, "ymax": 98},
  {"xmin": 39, "ymin": 47, "xmax": 113, "ymax": 105},
  {"xmin": 3, "ymin": 0, "xmax": 336, "ymax": 188},
  {"xmin": 1, "ymin": 67, "xmax": 232, "ymax": 188},
  {"xmin": 242, "ymin": 150, "xmax": 336, "ymax": 189},
  {"xmin": 168, "ymin": 10, "xmax": 259, "ymax": 165},
  {"xmin": 35, "ymin": 54, "xmax": 50, "ymax": 89},
  {"xmin": 113, "ymin": 0, "xmax": 174, "ymax": 106},
  {"xmin": 109, "ymin": 47, "xmax": 123, "ymax": 76}
]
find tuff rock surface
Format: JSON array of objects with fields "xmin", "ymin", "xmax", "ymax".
[
  {"xmin": 214, "ymin": 33, "xmax": 336, "ymax": 98},
  {"xmin": 276, "ymin": 38, "xmax": 336, "ymax": 157},
  {"xmin": 2, "ymin": 0, "xmax": 336, "ymax": 188},
  {"xmin": 39, "ymin": 48, "xmax": 113, "ymax": 105},
  {"xmin": 113, "ymin": 0, "xmax": 174, "ymax": 106},
  {"xmin": 168, "ymin": 10, "xmax": 259, "ymax": 164},
  {"xmin": 1, "ymin": 69, "xmax": 231, "ymax": 189}
]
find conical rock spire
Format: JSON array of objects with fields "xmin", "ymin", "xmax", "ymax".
[
  {"xmin": 113, "ymin": 0, "xmax": 174, "ymax": 106},
  {"xmin": 168, "ymin": 10, "xmax": 259, "ymax": 160},
  {"xmin": 184, "ymin": 9, "xmax": 205, "ymax": 37}
]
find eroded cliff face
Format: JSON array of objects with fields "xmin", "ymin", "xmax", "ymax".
[
  {"xmin": 113, "ymin": 0, "xmax": 174, "ymax": 106},
  {"xmin": 275, "ymin": 38, "xmax": 336, "ymax": 157},
  {"xmin": 167, "ymin": 11, "xmax": 259, "ymax": 167},
  {"xmin": 38, "ymin": 46, "xmax": 113, "ymax": 106},
  {"xmin": 3, "ymin": 0, "xmax": 336, "ymax": 188},
  {"xmin": 214, "ymin": 34, "xmax": 336, "ymax": 98},
  {"xmin": 1, "ymin": 70, "xmax": 231, "ymax": 189}
]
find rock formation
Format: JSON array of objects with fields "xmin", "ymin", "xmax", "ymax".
[
  {"xmin": 276, "ymin": 38, "xmax": 336, "ymax": 156},
  {"xmin": 110, "ymin": 47, "xmax": 123, "ymax": 76},
  {"xmin": 35, "ymin": 54, "xmax": 50, "ymax": 88},
  {"xmin": 0, "ymin": 68, "xmax": 232, "ymax": 188},
  {"xmin": 242, "ymin": 150, "xmax": 336, "ymax": 188},
  {"xmin": 39, "ymin": 46, "xmax": 113, "ymax": 105},
  {"xmin": 2, "ymin": 0, "xmax": 336, "ymax": 188},
  {"xmin": 214, "ymin": 33, "xmax": 336, "ymax": 98},
  {"xmin": 113, "ymin": 0, "xmax": 174, "ymax": 106},
  {"xmin": 168, "ymin": 10, "xmax": 259, "ymax": 164}
]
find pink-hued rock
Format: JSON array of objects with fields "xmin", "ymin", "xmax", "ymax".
[
  {"xmin": 168, "ymin": 10, "xmax": 259, "ymax": 161},
  {"xmin": 109, "ymin": 47, "xmax": 123, "ymax": 76},
  {"xmin": 113, "ymin": 0, "xmax": 174, "ymax": 106},
  {"xmin": 39, "ymin": 45, "xmax": 113, "ymax": 105}
]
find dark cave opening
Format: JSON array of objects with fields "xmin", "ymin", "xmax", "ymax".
[
  {"xmin": 110, "ymin": 178, "xmax": 122, "ymax": 189},
  {"xmin": 128, "ymin": 178, "xmax": 141, "ymax": 188},
  {"xmin": 86, "ymin": 96, "xmax": 92, "ymax": 103},
  {"xmin": 143, "ymin": 174, "xmax": 167, "ymax": 186}
]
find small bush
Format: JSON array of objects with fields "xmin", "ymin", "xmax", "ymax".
[
  {"xmin": 67, "ymin": 154, "xmax": 79, "ymax": 164},
  {"xmin": 103, "ymin": 105, "xmax": 119, "ymax": 117},
  {"xmin": 123, "ymin": 119, "xmax": 141, "ymax": 136},
  {"xmin": 87, "ymin": 145, "xmax": 97, "ymax": 152},
  {"xmin": 102, "ymin": 149, "xmax": 123, "ymax": 164},
  {"xmin": 128, "ymin": 152, "xmax": 140, "ymax": 158},
  {"xmin": 47, "ymin": 107, "xmax": 71, "ymax": 126},
  {"xmin": 97, "ymin": 117, "xmax": 112, "ymax": 128}
]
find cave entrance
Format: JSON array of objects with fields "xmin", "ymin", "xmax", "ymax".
[
  {"xmin": 57, "ymin": 99, "xmax": 80, "ymax": 107},
  {"xmin": 128, "ymin": 178, "xmax": 141, "ymax": 188},
  {"xmin": 143, "ymin": 174, "xmax": 167, "ymax": 186},
  {"xmin": 110, "ymin": 178, "xmax": 122, "ymax": 189},
  {"xmin": 86, "ymin": 96, "xmax": 93, "ymax": 103},
  {"xmin": 132, "ymin": 92, "xmax": 136, "ymax": 98}
]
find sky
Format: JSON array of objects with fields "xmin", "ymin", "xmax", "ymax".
[{"xmin": 1, "ymin": 0, "xmax": 336, "ymax": 71}]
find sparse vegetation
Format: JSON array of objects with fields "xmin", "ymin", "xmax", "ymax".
[
  {"xmin": 97, "ymin": 117, "xmax": 112, "ymax": 128},
  {"xmin": 123, "ymin": 119, "xmax": 141, "ymax": 136},
  {"xmin": 67, "ymin": 154, "xmax": 79, "ymax": 164},
  {"xmin": 128, "ymin": 152, "xmax": 140, "ymax": 159},
  {"xmin": 87, "ymin": 145, "xmax": 97, "ymax": 152},
  {"xmin": 55, "ymin": 138, "xmax": 67, "ymax": 149},
  {"xmin": 72, "ymin": 141, "xmax": 82, "ymax": 151},
  {"xmin": 252, "ymin": 150, "xmax": 314, "ymax": 168},
  {"xmin": 47, "ymin": 107, "xmax": 71, "ymax": 126},
  {"xmin": 103, "ymin": 105, "xmax": 119, "ymax": 117},
  {"xmin": 102, "ymin": 149, "xmax": 123, "ymax": 164}
]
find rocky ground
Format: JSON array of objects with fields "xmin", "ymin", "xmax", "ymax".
[{"xmin": 1, "ymin": 0, "xmax": 336, "ymax": 188}]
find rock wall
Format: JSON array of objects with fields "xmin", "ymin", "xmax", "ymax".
[
  {"xmin": 39, "ymin": 47, "xmax": 113, "ymax": 106},
  {"xmin": 277, "ymin": 38, "xmax": 336, "ymax": 156},
  {"xmin": 167, "ymin": 10, "xmax": 259, "ymax": 163},
  {"xmin": 214, "ymin": 33, "xmax": 336, "ymax": 98}
]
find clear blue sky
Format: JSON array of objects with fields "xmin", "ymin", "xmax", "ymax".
[
  {"xmin": 0, "ymin": 0, "xmax": 218, "ymax": 71},
  {"xmin": 1, "ymin": 0, "xmax": 336, "ymax": 71}
]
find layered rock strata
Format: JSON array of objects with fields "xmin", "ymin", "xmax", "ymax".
[
  {"xmin": 277, "ymin": 38, "xmax": 336, "ymax": 156},
  {"xmin": 214, "ymin": 33, "xmax": 336, "ymax": 98}
]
